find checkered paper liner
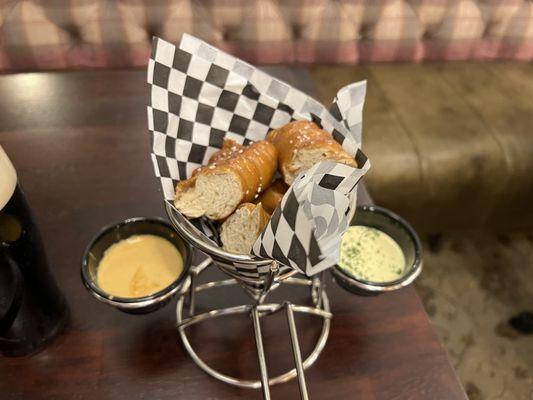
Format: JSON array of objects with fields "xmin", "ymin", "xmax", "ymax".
[
  {"xmin": 148, "ymin": 34, "xmax": 370, "ymax": 277},
  {"xmin": 252, "ymin": 159, "xmax": 369, "ymax": 276}
]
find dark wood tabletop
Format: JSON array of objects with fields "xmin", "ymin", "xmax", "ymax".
[{"xmin": 0, "ymin": 68, "xmax": 466, "ymax": 400}]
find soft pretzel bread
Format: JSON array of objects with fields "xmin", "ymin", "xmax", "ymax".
[
  {"xmin": 255, "ymin": 179, "xmax": 288, "ymax": 214},
  {"xmin": 220, "ymin": 203, "xmax": 270, "ymax": 254},
  {"xmin": 208, "ymin": 139, "xmax": 243, "ymax": 164},
  {"xmin": 267, "ymin": 121, "xmax": 357, "ymax": 185},
  {"xmin": 174, "ymin": 139, "xmax": 277, "ymax": 220}
]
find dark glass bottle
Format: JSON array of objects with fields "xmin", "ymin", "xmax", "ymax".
[{"xmin": 0, "ymin": 148, "xmax": 68, "ymax": 356}]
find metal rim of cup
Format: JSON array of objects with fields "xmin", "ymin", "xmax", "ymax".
[
  {"xmin": 80, "ymin": 217, "xmax": 192, "ymax": 310},
  {"xmin": 165, "ymin": 202, "xmax": 272, "ymax": 266},
  {"xmin": 164, "ymin": 202, "xmax": 304, "ymax": 288},
  {"xmin": 331, "ymin": 205, "xmax": 423, "ymax": 294}
]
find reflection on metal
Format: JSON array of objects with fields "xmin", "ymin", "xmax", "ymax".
[
  {"xmin": 286, "ymin": 304, "xmax": 309, "ymax": 400},
  {"xmin": 175, "ymin": 257, "xmax": 331, "ymax": 400}
]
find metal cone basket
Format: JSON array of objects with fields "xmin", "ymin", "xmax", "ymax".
[{"xmin": 166, "ymin": 202, "xmax": 332, "ymax": 400}]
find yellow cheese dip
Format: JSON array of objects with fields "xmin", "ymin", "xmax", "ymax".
[
  {"xmin": 97, "ymin": 234, "xmax": 183, "ymax": 298},
  {"xmin": 339, "ymin": 226, "xmax": 405, "ymax": 283}
]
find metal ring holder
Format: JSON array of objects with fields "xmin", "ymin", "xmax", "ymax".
[{"xmin": 167, "ymin": 203, "xmax": 331, "ymax": 400}]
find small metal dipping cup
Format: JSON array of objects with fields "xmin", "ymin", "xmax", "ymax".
[
  {"xmin": 81, "ymin": 217, "xmax": 191, "ymax": 314},
  {"xmin": 331, "ymin": 205, "xmax": 422, "ymax": 296}
]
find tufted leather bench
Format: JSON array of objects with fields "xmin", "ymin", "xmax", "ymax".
[{"xmin": 0, "ymin": 0, "xmax": 532, "ymax": 72}]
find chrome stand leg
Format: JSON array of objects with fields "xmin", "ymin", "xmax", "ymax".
[
  {"xmin": 188, "ymin": 270, "xmax": 196, "ymax": 316},
  {"xmin": 311, "ymin": 271, "xmax": 325, "ymax": 309},
  {"xmin": 187, "ymin": 257, "xmax": 212, "ymax": 316},
  {"xmin": 176, "ymin": 256, "xmax": 332, "ymax": 398},
  {"xmin": 251, "ymin": 307, "xmax": 271, "ymax": 400},
  {"xmin": 286, "ymin": 304, "xmax": 309, "ymax": 400},
  {"xmin": 258, "ymin": 261, "xmax": 279, "ymax": 305}
]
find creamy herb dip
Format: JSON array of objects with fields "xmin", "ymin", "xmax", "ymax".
[{"xmin": 339, "ymin": 225, "xmax": 405, "ymax": 283}]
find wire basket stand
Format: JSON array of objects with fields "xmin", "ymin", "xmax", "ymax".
[{"xmin": 167, "ymin": 203, "xmax": 332, "ymax": 400}]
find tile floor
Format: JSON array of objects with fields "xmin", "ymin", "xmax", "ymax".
[{"xmin": 417, "ymin": 232, "xmax": 533, "ymax": 400}]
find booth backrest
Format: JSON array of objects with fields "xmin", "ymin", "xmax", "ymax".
[{"xmin": 0, "ymin": 0, "xmax": 532, "ymax": 72}]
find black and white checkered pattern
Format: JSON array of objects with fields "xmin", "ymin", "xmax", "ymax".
[
  {"xmin": 148, "ymin": 34, "xmax": 370, "ymax": 278},
  {"xmin": 251, "ymin": 160, "xmax": 369, "ymax": 276},
  {"xmin": 330, "ymin": 81, "xmax": 367, "ymax": 145}
]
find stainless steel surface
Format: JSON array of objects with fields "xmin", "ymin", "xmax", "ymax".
[
  {"xmin": 188, "ymin": 269, "xmax": 196, "ymax": 316},
  {"xmin": 166, "ymin": 202, "xmax": 270, "ymax": 261},
  {"xmin": 88, "ymin": 282, "xmax": 181, "ymax": 310},
  {"xmin": 312, "ymin": 271, "xmax": 326, "ymax": 309},
  {"xmin": 165, "ymin": 202, "xmax": 298, "ymax": 289},
  {"xmin": 175, "ymin": 257, "xmax": 331, "ymax": 395},
  {"xmin": 167, "ymin": 194, "xmax": 339, "ymax": 398},
  {"xmin": 286, "ymin": 304, "xmax": 309, "ymax": 400},
  {"xmin": 252, "ymin": 306, "xmax": 271, "ymax": 400},
  {"xmin": 258, "ymin": 262, "xmax": 279, "ymax": 304},
  {"xmin": 331, "ymin": 260, "xmax": 423, "ymax": 293},
  {"xmin": 196, "ymin": 278, "xmax": 237, "ymax": 292}
]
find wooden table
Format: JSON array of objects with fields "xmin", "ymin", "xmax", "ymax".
[{"xmin": 0, "ymin": 69, "xmax": 466, "ymax": 400}]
